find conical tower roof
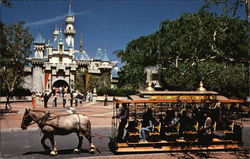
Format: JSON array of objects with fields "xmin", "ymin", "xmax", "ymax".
[
  {"xmin": 67, "ymin": 0, "xmax": 74, "ymax": 16},
  {"xmin": 94, "ymin": 48, "xmax": 103, "ymax": 60},
  {"xmin": 102, "ymin": 49, "xmax": 109, "ymax": 61},
  {"xmin": 34, "ymin": 32, "xmax": 45, "ymax": 44}
]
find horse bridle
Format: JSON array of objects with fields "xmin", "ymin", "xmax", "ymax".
[{"xmin": 24, "ymin": 111, "xmax": 51, "ymax": 127}]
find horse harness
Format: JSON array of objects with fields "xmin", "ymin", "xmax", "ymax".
[
  {"xmin": 28, "ymin": 111, "xmax": 83, "ymax": 131},
  {"xmin": 27, "ymin": 111, "xmax": 52, "ymax": 127}
]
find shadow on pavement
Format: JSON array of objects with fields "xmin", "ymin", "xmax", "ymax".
[{"xmin": 22, "ymin": 148, "xmax": 89, "ymax": 156}]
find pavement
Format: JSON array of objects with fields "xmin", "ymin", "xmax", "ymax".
[{"xmin": 0, "ymin": 97, "xmax": 113, "ymax": 131}]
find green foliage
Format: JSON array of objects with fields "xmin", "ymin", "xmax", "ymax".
[
  {"xmin": 87, "ymin": 72, "xmax": 111, "ymax": 93},
  {"xmin": 97, "ymin": 87, "xmax": 137, "ymax": 96},
  {"xmin": 0, "ymin": 21, "xmax": 33, "ymax": 95},
  {"xmin": 74, "ymin": 70, "xmax": 86, "ymax": 93},
  {"xmin": 100, "ymin": 72, "xmax": 111, "ymax": 88},
  {"xmin": 0, "ymin": 87, "xmax": 31, "ymax": 96},
  {"xmin": 1, "ymin": 0, "xmax": 12, "ymax": 7},
  {"xmin": 204, "ymin": 0, "xmax": 250, "ymax": 18},
  {"xmin": 115, "ymin": 9, "xmax": 249, "ymax": 98},
  {"xmin": 88, "ymin": 74, "xmax": 100, "ymax": 92}
]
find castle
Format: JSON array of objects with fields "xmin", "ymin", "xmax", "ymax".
[{"xmin": 23, "ymin": 1, "xmax": 118, "ymax": 94}]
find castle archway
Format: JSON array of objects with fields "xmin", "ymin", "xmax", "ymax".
[{"xmin": 52, "ymin": 80, "xmax": 69, "ymax": 89}]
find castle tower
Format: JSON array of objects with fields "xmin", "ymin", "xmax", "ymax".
[
  {"xmin": 33, "ymin": 31, "xmax": 45, "ymax": 59},
  {"xmin": 94, "ymin": 48, "xmax": 103, "ymax": 61},
  {"xmin": 64, "ymin": 0, "xmax": 75, "ymax": 50},
  {"xmin": 32, "ymin": 32, "xmax": 45, "ymax": 93},
  {"xmin": 53, "ymin": 25, "xmax": 59, "ymax": 42}
]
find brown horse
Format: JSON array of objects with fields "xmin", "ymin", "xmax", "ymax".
[{"xmin": 21, "ymin": 108, "xmax": 96, "ymax": 155}]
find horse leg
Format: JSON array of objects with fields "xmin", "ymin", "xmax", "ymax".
[
  {"xmin": 84, "ymin": 133, "xmax": 95, "ymax": 153},
  {"xmin": 48, "ymin": 135, "xmax": 57, "ymax": 156},
  {"xmin": 41, "ymin": 134, "xmax": 50, "ymax": 152},
  {"xmin": 74, "ymin": 133, "xmax": 83, "ymax": 153}
]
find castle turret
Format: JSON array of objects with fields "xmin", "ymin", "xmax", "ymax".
[
  {"xmin": 53, "ymin": 25, "xmax": 59, "ymax": 42},
  {"xmin": 102, "ymin": 48, "xmax": 110, "ymax": 61},
  {"xmin": 94, "ymin": 48, "xmax": 103, "ymax": 61},
  {"xmin": 46, "ymin": 39, "xmax": 53, "ymax": 56},
  {"xmin": 33, "ymin": 31, "xmax": 45, "ymax": 59},
  {"xmin": 64, "ymin": 0, "xmax": 75, "ymax": 50}
]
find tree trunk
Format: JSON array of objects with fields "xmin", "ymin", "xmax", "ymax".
[{"xmin": 5, "ymin": 92, "xmax": 12, "ymax": 110}]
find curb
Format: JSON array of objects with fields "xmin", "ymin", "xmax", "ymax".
[
  {"xmin": 0, "ymin": 127, "xmax": 39, "ymax": 132},
  {"xmin": 0, "ymin": 126, "xmax": 111, "ymax": 133}
]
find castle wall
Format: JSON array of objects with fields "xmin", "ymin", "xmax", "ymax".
[
  {"xmin": 32, "ymin": 65, "xmax": 44, "ymax": 93},
  {"xmin": 22, "ymin": 74, "xmax": 32, "ymax": 90}
]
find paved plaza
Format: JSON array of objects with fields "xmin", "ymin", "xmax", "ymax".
[
  {"xmin": 0, "ymin": 98, "xmax": 113, "ymax": 130},
  {"xmin": 1, "ymin": 99, "xmax": 250, "ymax": 159}
]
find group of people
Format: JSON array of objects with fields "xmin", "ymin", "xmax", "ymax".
[
  {"xmin": 51, "ymin": 90, "xmax": 84, "ymax": 108},
  {"xmin": 31, "ymin": 87, "xmax": 93, "ymax": 108},
  {"xmin": 114, "ymin": 105, "xmax": 215, "ymax": 146},
  {"xmin": 113, "ymin": 105, "xmax": 158, "ymax": 142}
]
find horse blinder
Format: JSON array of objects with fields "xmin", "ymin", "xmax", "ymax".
[{"xmin": 21, "ymin": 115, "xmax": 32, "ymax": 130}]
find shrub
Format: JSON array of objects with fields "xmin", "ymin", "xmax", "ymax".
[{"xmin": 0, "ymin": 87, "xmax": 31, "ymax": 96}]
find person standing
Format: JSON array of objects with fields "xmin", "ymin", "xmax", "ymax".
[
  {"xmin": 5, "ymin": 92, "xmax": 12, "ymax": 110},
  {"xmin": 52, "ymin": 94, "xmax": 57, "ymax": 107},
  {"xmin": 79, "ymin": 92, "xmax": 83, "ymax": 106},
  {"xmin": 70, "ymin": 92, "xmax": 73, "ymax": 107},
  {"xmin": 66, "ymin": 92, "xmax": 71, "ymax": 107},
  {"xmin": 31, "ymin": 92, "xmax": 36, "ymax": 108},
  {"xmin": 113, "ymin": 103, "xmax": 129, "ymax": 142},
  {"xmin": 63, "ymin": 93, "xmax": 67, "ymax": 108},
  {"xmin": 44, "ymin": 93, "xmax": 48, "ymax": 108},
  {"xmin": 59, "ymin": 87, "xmax": 62, "ymax": 97},
  {"xmin": 73, "ymin": 90, "xmax": 79, "ymax": 107},
  {"xmin": 104, "ymin": 94, "xmax": 108, "ymax": 106}
]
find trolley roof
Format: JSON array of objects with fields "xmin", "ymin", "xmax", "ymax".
[{"xmin": 114, "ymin": 90, "xmax": 245, "ymax": 104}]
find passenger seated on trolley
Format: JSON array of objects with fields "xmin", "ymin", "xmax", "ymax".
[
  {"xmin": 140, "ymin": 108, "xmax": 154, "ymax": 141},
  {"xmin": 179, "ymin": 109, "xmax": 196, "ymax": 133},
  {"xmin": 217, "ymin": 116, "xmax": 232, "ymax": 131},
  {"xmin": 167, "ymin": 111, "xmax": 180, "ymax": 133},
  {"xmin": 198, "ymin": 112, "xmax": 212, "ymax": 146},
  {"xmin": 112, "ymin": 103, "xmax": 129, "ymax": 142}
]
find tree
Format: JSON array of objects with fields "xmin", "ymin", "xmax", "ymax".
[
  {"xmin": 74, "ymin": 70, "xmax": 86, "ymax": 93},
  {"xmin": 157, "ymin": 9, "xmax": 249, "ymax": 97},
  {"xmin": 204, "ymin": 0, "xmax": 250, "ymax": 18},
  {"xmin": 115, "ymin": 33, "xmax": 159, "ymax": 89},
  {"xmin": 115, "ymin": 9, "xmax": 249, "ymax": 98},
  {"xmin": 0, "ymin": 0, "xmax": 12, "ymax": 7},
  {"xmin": 0, "ymin": 21, "xmax": 33, "ymax": 109}
]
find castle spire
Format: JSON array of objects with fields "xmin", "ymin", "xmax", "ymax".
[
  {"xmin": 65, "ymin": 0, "xmax": 75, "ymax": 49},
  {"xmin": 79, "ymin": 32, "xmax": 83, "ymax": 52},
  {"xmin": 68, "ymin": 0, "xmax": 73, "ymax": 16}
]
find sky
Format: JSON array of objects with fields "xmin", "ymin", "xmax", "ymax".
[{"xmin": 1, "ymin": 0, "xmax": 246, "ymax": 61}]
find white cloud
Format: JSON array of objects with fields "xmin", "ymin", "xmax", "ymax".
[{"xmin": 25, "ymin": 11, "xmax": 88, "ymax": 27}]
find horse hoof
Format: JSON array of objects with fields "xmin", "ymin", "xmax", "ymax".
[
  {"xmin": 73, "ymin": 149, "xmax": 80, "ymax": 153},
  {"xmin": 89, "ymin": 149, "xmax": 95, "ymax": 154},
  {"xmin": 50, "ymin": 151, "xmax": 57, "ymax": 156}
]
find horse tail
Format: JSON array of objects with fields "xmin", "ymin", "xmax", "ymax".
[{"xmin": 87, "ymin": 118, "xmax": 92, "ymax": 137}]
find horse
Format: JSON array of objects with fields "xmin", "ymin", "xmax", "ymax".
[{"xmin": 21, "ymin": 108, "xmax": 96, "ymax": 155}]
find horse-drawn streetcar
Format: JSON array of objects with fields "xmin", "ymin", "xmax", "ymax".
[{"xmin": 109, "ymin": 90, "xmax": 245, "ymax": 153}]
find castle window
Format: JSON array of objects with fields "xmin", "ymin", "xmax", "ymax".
[
  {"xmin": 59, "ymin": 44, "xmax": 63, "ymax": 52},
  {"xmin": 59, "ymin": 56, "xmax": 63, "ymax": 63}
]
